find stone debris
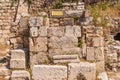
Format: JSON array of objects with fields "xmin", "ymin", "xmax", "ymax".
[{"xmin": 32, "ymin": 65, "xmax": 67, "ymax": 80}]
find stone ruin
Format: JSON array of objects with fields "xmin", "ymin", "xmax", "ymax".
[{"xmin": 0, "ymin": 0, "xmax": 120, "ymax": 80}]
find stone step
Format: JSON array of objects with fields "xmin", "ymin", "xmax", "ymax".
[{"xmin": 53, "ymin": 55, "xmax": 80, "ymax": 64}]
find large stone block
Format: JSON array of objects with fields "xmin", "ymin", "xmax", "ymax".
[
  {"xmin": 65, "ymin": 26, "xmax": 74, "ymax": 36},
  {"xmin": 96, "ymin": 61, "xmax": 105, "ymax": 73},
  {"xmin": 30, "ymin": 27, "xmax": 38, "ymax": 37},
  {"xmin": 30, "ymin": 52, "xmax": 48, "ymax": 68},
  {"xmin": 10, "ymin": 49, "xmax": 26, "ymax": 59},
  {"xmin": 86, "ymin": 47, "xmax": 95, "ymax": 61},
  {"xmin": 39, "ymin": 27, "xmax": 47, "ymax": 37},
  {"xmin": 68, "ymin": 62, "xmax": 96, "ymax": 80},
  {"xmin": 92, "ymin": 37, "xmax": 104, "ymax": 47},
  {"xmin": 10, "ymin": 59, "xmax": 26, "ymax": 69},
  {"xmin": 32, "ymin": 65, "xmax": 67, "ymax": 80},
  {"xmin": 48, "ymin": 36, "xmax": 62, "ymax": 49},
  {"xmin": 73, "ymin": 26, "xmax": 81, "ymax": 37},
  {"xmin": 94, "ymin": 47, "xmax": 104, "ymax": 60},
  {"xmin": 29, "ymin": 37, "xmax": 47, "ymax": 52},
  {"xmin": 11, "ymin": 70, "xmax": 30, "ymax": 80},
  {"xmin": 53, "ymin": 55, "xmax": 80, "ymax": 64},
  {"xmin": 48, "ymin": 27, "xmax": 65, "ymax": 37}
]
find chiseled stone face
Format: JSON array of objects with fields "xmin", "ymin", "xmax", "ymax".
[
  {"xmin": 10, "ymin": 59, "xmax": 26, "ymax": 69},
  {"xmin": 86, "ymin": 47, "xmax": 95, "ymax": 61},
  {"xmin": 32, "ymin": 65, "xmax": 67, "ymax": 80},
  {"xmin": 10, "ymin": 49, "xmax": 26, "ymax": 59},
  {"xmin": 30, "ymin": 27, "xmax": 39, "ymax": 37},
  {"xmin": 11, "ymin": 70, "xmax": 30, "ymax": 80},
  {"xmin": 68, "ymin": 62, "xmax": 96, "ymax": 80}
]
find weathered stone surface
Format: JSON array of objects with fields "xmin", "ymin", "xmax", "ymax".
[
  {"xmin": 48, "ymin": 27, "xmax": 65, "ymax": 37},
  {"xmin": 29, "ymin": 37, "xmax": 47, "ymax": 52},
  {"xmin": 86, "ymin": 47, "xmax": 95, "ymax": 61},
  {"xmin": 0, "ymin": 67, "xmax": 10, "ymax": 76},
  {"xmin": 10, "ymin": 59, "xmax": 26, "ymax": 69},
  {"xmin": 30, "ymin": 52, "xmax": 48, "ymax": 68},
  {"xmin": 68, "ymin": 62, "xmax": 96, "ymax": 80},
  {"xmin": 93, "ymin": 37, "xmax": 104, "ymax": 47},
  {"xmin": 53, "ymin": 55, "xmax": 80, "ymax": 64},
  {"xmin": 63, "ymin": 18, "xmax": 74, "ymax": 26},
  {"xmin": 39, "ymin": 27, "xmax": 47, "ymax": 37},
  {"xmin": 65, "ymin": 26, "xmax": 74, "ymax": 36},
  {"xmin": 73, "ymin": 26, "xmax": 81, "ymax": 37},
  {"xmin": 97, "ymin": 72, "xmax": 108, "ymax": 80},
  {"xmin": 32, "ymin": 65, "xmax": 67, "ymax": 80},
  {"xmin": 11, "ymin": 70, "xmax": 30, "ymax": 80},
  {"xmin": 94, "ymin": 47, "xmax": 104, "ymax": 60},
  {"xmin": 96, "ymin": 61, "xmax": 105, "ymax": 73},
  {"xmin": 10, "ymin": 49, "xmax": 26, "ymax": 59},
  {"xmin": 30, "ymin": 27, "xmax": 38, "ymax": 37}
]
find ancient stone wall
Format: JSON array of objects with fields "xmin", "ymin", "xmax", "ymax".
[{"xmin": 0, "ymin": 0, "xmax": 15, "ymax": 44}]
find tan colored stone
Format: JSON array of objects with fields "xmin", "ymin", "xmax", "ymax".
[
  {"xmin": 68, "ymin": 62, "xmax": 96, "ymax": 80},
  {"xmin": 32, "ymin": 65, "xmax": 67, "ymax": 80}
]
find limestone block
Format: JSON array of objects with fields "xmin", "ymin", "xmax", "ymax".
[
  {"xmin": 39, "ymin": 27, "xmax": 47, "ymax": 37},
  {"xmin": 11, "ymin": 70, "xmax": 30, "ymax": 80},
  {"xmin": 29, "ymin": 37, "xmax": 47, "ymax": 52},
  {"xmin": 48, "ymin": 36, "xmax": 62, "ymax": 49},
  {"xmin": 36, "ymin": 17, "xmax": 43, "ymax": 27},
  {"xmin": 0, "ymin": 67, "xmax": 11, "ymax": 76},
  {"xmin": 65, "ymin": 26, "xmax": 74, "ymax": 36},
  {"xmin": 48, "ymin": 27, "xmax": 65, "ymax": 37},
  {"xmin": 73, "ymin": 26, "xmax": 81, "ymax": 37},
  {"xmin": 94, "ymin": 47, "xmax": 104, "ymax": 60},
  {"xmin": 48, "ymin": 48, "xmax": 62, "ymax": 58},
  {"xmin": 30, "ymin": 27, "xmax": 38, "ymax": 37},
  {"xmin": 53, "ymin": 55, "xmax": 80, "ymax": 64},
  {"xmin": 63, "ymin": 18, "xmax": 74, "ymax": 26},
  {"xmin": 96, "ymin": 61, "xmax": 105, "ymax": 73},
  {"xmin": 93, "ymin": 37, "xmax": 104, "ymax": 47},
  {"xmin": 68, "ymin": 62, "xmax": 96, "ymax": 80},
  {"xmin": 29, "ymin": 17, "xmax": 36, "ymax": 26},
  {"xmin": 97, "ymin": 72, "xmax": 108, "ymax": 80},
  {"xmin": 86, "ymin": 47, "xmax": 95, "ymax": 61},
  {"xmin": 10, "ymin": 49, "xmax": 26, "ymax": 59},
  {"xmin": 32, "ymin": 65, "xmax": 67, "ymax": 80},
  {"xmin": 30, "ymin": 52, "xmax": 48, "ymax": 68},
  {"xmin": 10, "ymin": 59, "xmax": 26, "ymax": 69}
]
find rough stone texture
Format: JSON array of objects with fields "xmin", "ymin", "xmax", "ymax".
[
  {"xmin": 93, "ymin": 37, "xmax": 104, "ymax": 47},
  {"xmin": 96, "ymin": 61, "xmax": 105, "ymax": 73},
  {"xmin": 0, "ymin": 67, "xmax": 11, "ymax": 76},
  {"xmin": 30, "ymin": 27, "xmax": 39, "ymax": 37},
  {"xmin": 10, "ymin": 49, "xmax": 26, "ymax": 69},
  {"xmin": 97, "ymin": 72, "xmax": 108, "ymax": 80},
  {"xmin": 30, "ymin": 52, "xmax": 48, "ymax": 68},
  {"xmin": 10, "ymin": 49, "xmax": 26, "ymax": 59},
  {"xmin": 94, "ymin": 47, "xmax": 104, "ymax": 60},
  {"xmin": 86, "ymin": 47, "xmax": 95, "ymax": 61},
  {"xmin": 29, "ymin": 37, "xmax": 47, "ymax": 52},
  {"xmin": 53, "ymin": 55, "xmax": 80, "ymax": 64},
  {"xmin": 11, "ymin": 70, "xmax": 30, "ymax": 80},
  {"xmin": 68, "ymin": 62, "xmax": 96, "ymax": 80},
  {"xmin": 10, "ymin": 59, "xmax": 26, "ymax": 69},
  {"xmin": 32, "ymin": 65, "xmax": 67, "ymax": 80}
]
